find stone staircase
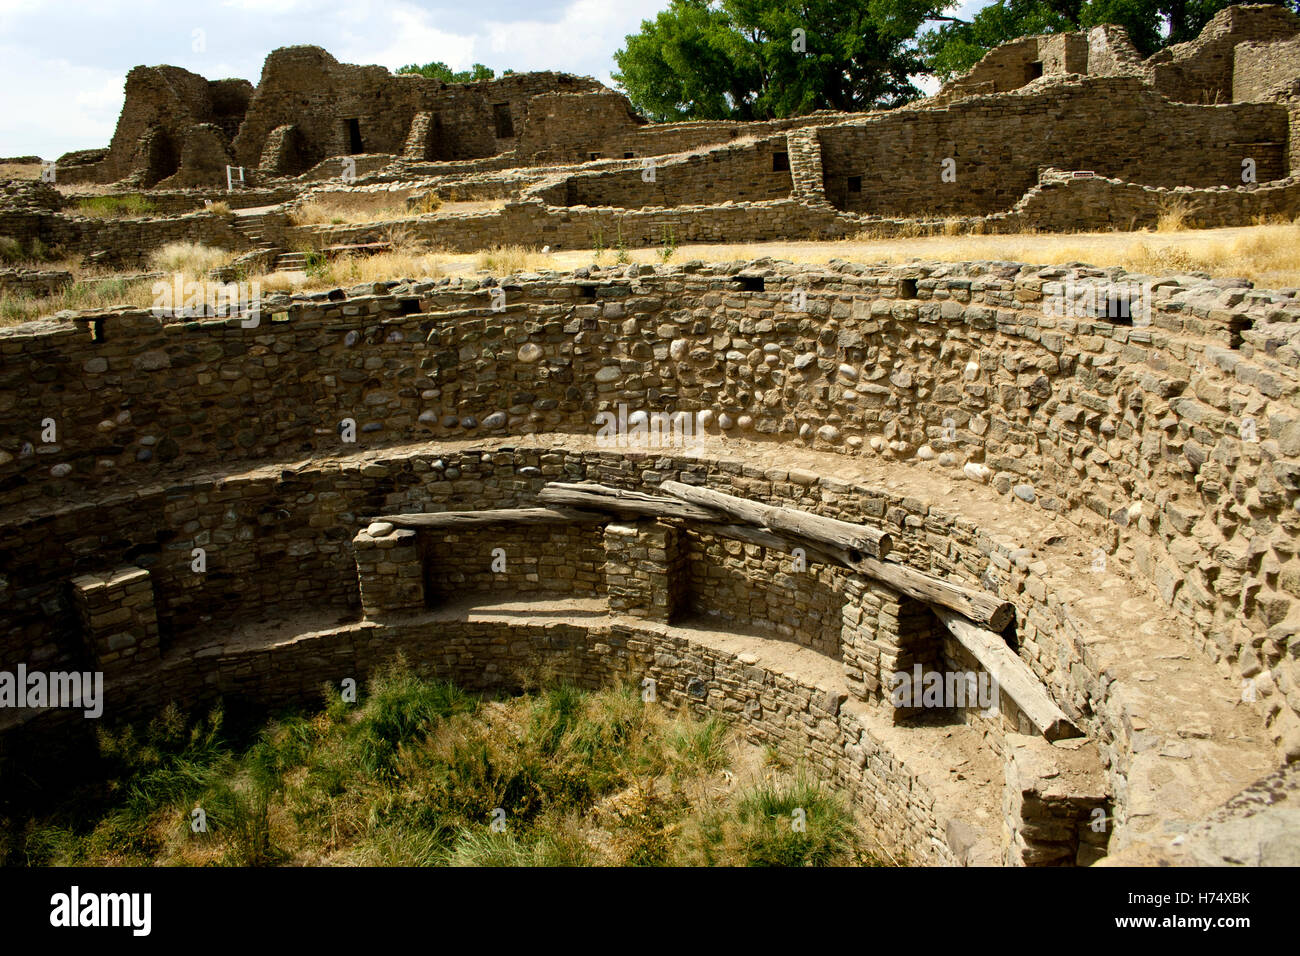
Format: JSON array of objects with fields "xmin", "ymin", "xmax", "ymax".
[
  {"xmin": 228, "ymin": 211, "xmax": 316, "ymax": 274},
  {"xmin": 271, "ymin": 250, "xmax": 311, "ymax": 271},
  {"xmin": 231, "ymin": 211, "xmax": 279, "ymax": 255}
]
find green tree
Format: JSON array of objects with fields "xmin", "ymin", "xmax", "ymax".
[
  {"xmin": 397, "ymin": 62, "xmax": 499, "ymax": 83},
  {"xmin": 613, "ymin": 0, "xmax": 935, "ymax": 121}
]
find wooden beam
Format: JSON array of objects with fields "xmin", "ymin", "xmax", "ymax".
[
  {"xmin": 853, "ymin": 554, "xmax": 1015, "ymax": 632},
  {"xmin": 660, "ymin": 479, "xmax": 892, "ymax": 559},
  {"xmin": 934, "ymin": 607, "xmax": 1079, "ymax": 741},
  {"xmin": 375, "ymin": 507, "xmax": 603, "ymax": 529},
  {"xmin": 538, "ymin": 483, "xmax": 717, "ymax": 521}
]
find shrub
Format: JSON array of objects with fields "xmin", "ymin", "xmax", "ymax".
[
  {"xmin": 149, "ymin": 242, "xmax": 232, "ymax": 276},
  {"xmin": 74, "ymin": 194, "xmax": 157, "ymax": 219}
]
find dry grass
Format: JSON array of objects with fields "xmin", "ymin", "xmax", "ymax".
[
  {"xmin": 474, "ymin": 244, "xmax": 553, "ymax": 276},
  {"xmin": 0, "ymin": 274, "xmax": 158, "ymax": 327},
  {"xmin": 0, "ymin": 163, "xmax": 42, "ymax": 180},
  {"xmin": 288, "ymin": 193, "xmax": 451, "ymax": 227},
  {"xmin": 150, "ymin": 242, "xmax": 234, "ymax": 275},
  {"xmin": 1156, "ymin": 196, "xmax": 1193, "ymax": 232},
  {"xmin": 72, "ymin": 194, "xmax": 158, "ymax": 219},
  {"xmin": 0, "ymin": 243, "xmax": 238, "ymax": 327},
  {"xmin": 286, "ymin": 194, "xmax": 503, "ymax": 227},
  {"xmin": 289, "ymin": 200, "xmax": 392, "ymax": 227},
  {"xmin": 260, "ymin": 248, "xmax": 445, "ymax": 294},
  {"xmin": 517, "ymin": 221, "xmax": 1298, "ymax": 287},
  {"xmin": 7, "ymin": 223, "xmax": 1298, "ymax": 329}
]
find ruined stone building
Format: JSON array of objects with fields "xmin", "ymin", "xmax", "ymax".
[
  {"xmin": 20, "ymin": 3, "xmax": 1294, "ymax": 265},
  {"xmin": 3, "ymin": 4, "xmax": 1300, "ymax": 869}
]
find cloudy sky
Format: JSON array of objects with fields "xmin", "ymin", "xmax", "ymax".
[{"xmin": 0, "ymin": 0, "xmax": 987, "ymax": 158}]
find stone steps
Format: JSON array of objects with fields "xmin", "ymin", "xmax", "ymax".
[{"xmin": 273, "ymin": 252, "xmax": 311, "ymax": 271}]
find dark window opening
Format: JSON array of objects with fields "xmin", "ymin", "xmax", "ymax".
[
  {"xmin": 345, "ymin": 118, "xmax": 363, "ymax": 155},
  {"xmin": 624, "ymin": 151, "xmax": 635, "ymax": 159},
  {"xmin": 847, "ymin": 175, "xmax": 862, "ymax": 193},
  {"xmin": 1103, "ymin": 292, "xmax": 1134, "ymax": 325},
  {"xmin": 736, "ymin": 276, "xmax": 765, "ymax": 292},
  {"xmin": 578, "ymin": 285, "xmax": 598, "ymax": 301},
  {"xmin": 1229, "ymin": 316, "xmax": 1250, "ymax": 350},
  {"xmin": 397, "ymin": 298, "xmax": 420, "ymax": 316},
  {"xmin": 492, "ymin": 103, "xmax": 515, "ymax": 139},
  {"xmin": 1025, "ymin": 61, "xmax": 1044, "ymax": 83},
  {"xmin": 898, "ymin": 278, "xmax": 918, "ymax": 299},
  {"xmin": 772, "ymin": 151, "xmax": 790, "ymax": 172},
  {"xmin": 588, "ymin": 152, "xmax": 602, "ymax": 161}
]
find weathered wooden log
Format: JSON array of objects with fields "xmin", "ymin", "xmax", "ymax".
[
  {"xmin": 375, "ymin": 507, "xmax": 603, "ymax": 529},
  {"xmin": 659, "ymin": 480, "xmax": 892, "ymax": 559},
  {"xmin": 538, "ymin": 483, "xmax": 716, "ymax": 521},
  {"xmin": 698, "ymin": 522, "xmax": 839, "ymax": 563},
  {"xmin": 934, "ymin": 607, "xmax": 1079, "ymax": 741},
  {"xmin": 854, "ymin": 554, "xmax": 1015, "ymax": 632}
]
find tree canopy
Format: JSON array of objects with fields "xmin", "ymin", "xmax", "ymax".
[
  {"xmin": 396, "ymin": 62, "xmax": 501, "ymax": 83},
  {"xmin": 613, "ymin": 0, "xmax": 1300, "ymax": 117},
  {"xmin": 612, "ymin": 0, "xmax": 929, "ymax": 121}
]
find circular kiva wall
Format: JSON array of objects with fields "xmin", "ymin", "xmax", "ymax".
[{"xmin": 1, "ymin": 258, "xmax": 1297, "ymax": 865}]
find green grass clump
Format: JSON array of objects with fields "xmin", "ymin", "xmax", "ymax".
[
  {"xmin": 74, "ymin": 194, "xmax": 157, "ymax": 218},
  {"xmin": 1, "ymin": 656, "xmax": 882, "ymax": 867}
]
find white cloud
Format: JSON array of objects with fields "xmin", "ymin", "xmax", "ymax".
[
  {"xmin": 0, "ymin": 47, "xmax": 123, "ymax": 157},
  {"xmin": 482, "ymin": 0, "xmax": 664, "ymax": 77},
  {"xmin": 0, "ymin": 0, "xmax": 1000, "ymax": 156},
  {"xmin": 335, "ymin": 2, "xmax": 478, "ymax": 71}
]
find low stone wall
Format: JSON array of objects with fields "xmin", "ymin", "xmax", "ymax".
[
  {"xmin": 0, "ymin": 209, "xmax": 251, "ymax": 266},
  {"xmin": 0, "ymin": 268, "xmax": 72, "ymax": 297},
  {"xmin": 528, "ymin": 135, "xmax": 794, "ymax": 209}
]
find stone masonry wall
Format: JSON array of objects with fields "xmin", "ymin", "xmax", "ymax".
[
  {"xmin": 530, "ymin": 135, "xmax": 794, "ymax": 209},
  {"xmin": 421, "ymin": 523, "xmax": 607, "ymax": 601},
  {"xmin": 1234, "ymin": 35, "xmax": 1300, "ymax": 101},
  {"xmin": 683, "ymin": 531, "xmax": 845, "ymax": 656},
  {"xmin": 819, "ymin": 78, "xmax": 1287, "ymax": 216},
  {"xmin": 2, "ymin": 256, "xmax": 1299, "ymax": 770}
]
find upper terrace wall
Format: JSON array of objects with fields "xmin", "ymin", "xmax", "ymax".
[
  {"xmin": 819, "ymin": 78, "xmax": 1287, "ymax": 216},
  {"xmin": 1234, "ymin": 34, "xmax": 1300, "ymax": 100},
  {"xmin": 934, "ymin": 6, "xmax": 1300, "ymax": 106},
  {"xmin": 530, "ymin": 135, "xmax": 794, "ymax": 209},
  {"xmin": 935, "ymin": 36, "xmax": 1086, "ymax": 101},
  {"xmin": 514, "ymin": 91, "xmax": 645, "ymax": 164},
  {"xmin": 2, "ymin": 262, "xmax": 1299, "ymax": 762},
  {"xmin": 1149, "ymin": 4, "xmax": 1300, "ymax": 103}
]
